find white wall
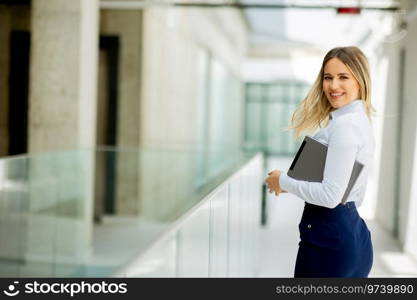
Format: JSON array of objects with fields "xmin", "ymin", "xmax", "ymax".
[
  {"xmin": 372, "ymin": 0, "xmax": 417, "ymax": 262},
  {"xmin": 372, "ymin": 41, "xmax": 400, "ymax": 232},
  {"xmin": 396, "ymin": 4, "xmax": 417, "ymax": 257}
]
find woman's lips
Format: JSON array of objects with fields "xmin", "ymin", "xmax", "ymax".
[{"xmin": 330, "ymin": 92, "xmax": 345, "ymax": 99}]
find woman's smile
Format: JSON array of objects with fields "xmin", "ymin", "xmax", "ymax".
[{"xmin": 330, "ymin": 92, "xmax": 344, "ymax": 99}]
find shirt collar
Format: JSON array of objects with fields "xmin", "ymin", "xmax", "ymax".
[{"xmin": 329, "ymin": 99, "xmax": 365, "ymax": 120}]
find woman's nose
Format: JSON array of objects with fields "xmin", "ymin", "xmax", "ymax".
[{"xmin": 330, "ymin": 79, "xmax": 340, "ymax": 89}]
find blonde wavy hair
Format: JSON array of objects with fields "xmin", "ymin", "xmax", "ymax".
[{"xmin": 290, "ymin": 46, "xmax": 375, "ymax": 138}]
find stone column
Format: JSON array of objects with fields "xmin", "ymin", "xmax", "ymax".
[
  {"xmin": 27, "ymin": 0, "xmax": 99, "ymax": 274},
  {"xmin": 29, "ymin": 0, "xmax": 98, "ymax": 152}
]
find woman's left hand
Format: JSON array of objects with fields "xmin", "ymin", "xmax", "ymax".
[{"xmin": 265, "ymin": 169, "xmax": 287, "ymax": 196}]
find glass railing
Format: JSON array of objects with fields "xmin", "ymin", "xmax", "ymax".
[
  {"xmin": 0, "ymin": 147, "xmax": 261, "ymax": 277},
  {"xmin": 116, "ymin": 153, "xmax": 264, "ymax": 277}
]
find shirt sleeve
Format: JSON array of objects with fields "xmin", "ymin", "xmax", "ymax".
[{"xmin": 279, "ymin": 117, "xmax": 361, "ymax": 208}]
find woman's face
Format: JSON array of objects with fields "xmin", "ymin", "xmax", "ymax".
[{"xmin": 322, "ymin": 57, "xmax": 360, "ymax": 109}]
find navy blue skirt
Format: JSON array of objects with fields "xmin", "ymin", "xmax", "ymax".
[{"xmin": 294, "ymin": 201, "xmax": 373, "ymax": 278}]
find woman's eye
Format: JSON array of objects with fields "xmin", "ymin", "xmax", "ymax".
[
  {"xmin": 340, "ymin": 76, "xmax": 348, "ymax": 80},
  {"xmin": 324, "ymin": 77, "xmax": 332, "ymax": 80}
]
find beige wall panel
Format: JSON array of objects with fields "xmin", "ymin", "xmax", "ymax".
[{"xmin": 100, "ymin": 10, "xmax": 143, "ymax": 214}]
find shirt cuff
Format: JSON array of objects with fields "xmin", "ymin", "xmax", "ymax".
[{"xmin": 279, "ymin": 172, "xmax": 293, "ymax": 193}]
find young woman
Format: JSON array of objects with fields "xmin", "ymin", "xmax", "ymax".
[{"xmin": 265, "ymin": 46, "xmax": 375, "ymax": 277}]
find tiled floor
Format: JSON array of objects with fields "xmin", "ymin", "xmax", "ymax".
[{"xmin": 257, "ymin": 156, "xmax": 417, "ymax": 277}]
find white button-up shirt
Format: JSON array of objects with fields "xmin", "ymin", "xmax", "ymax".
[{"xmin": 279, "ymin": 99, "xmax": 375, "ymax": 208}]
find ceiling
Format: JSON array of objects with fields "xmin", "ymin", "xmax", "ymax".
[
  {"xmin": 239, "ymin": 0, "xmax": 401, "ymax": 53},
  {"xmin": 99, "ymin": 0, "xmax": 406, "ymax": 55}
]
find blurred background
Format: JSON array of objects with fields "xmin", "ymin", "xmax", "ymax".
[{"xmin": 0, "ymin": 0, "xmax": 417, "ymax": 277}]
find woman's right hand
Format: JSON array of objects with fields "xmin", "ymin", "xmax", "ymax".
[{"xmin": 265, "ymin": 170, "xmax": 288, "ymax": 196}]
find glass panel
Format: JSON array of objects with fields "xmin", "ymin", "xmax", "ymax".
[
  {"xmin": 0, "ymin": 157, "xmax": 29, "ymax": 277},
  {"xmin": 177, "ymin": 202, "xmax": 210, "ymax": 277},
  {"xmin": 245, "ymin": 81, "xmax": 308, "ymax": 156},
  {"xmin": 0, "ymin": 147, "xmax": 259, "ymax": 277},
  {"xmin": 228, "ymin": 174, "xmax": 242, "ymax": 277},
  {"xmin": 245, "ymin": 102, "xmax": 264, "ymax": 151},
  {"xmin": 124, "ymin": 232, "xmax": 177, "ymax": 277},
  {"xmin": 209, "ymin": 188, "xmax": 229, "ymax": 277},
  {"xmin": 25, "ymin": 153, "xmax": 58, "ymax": 277}
]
